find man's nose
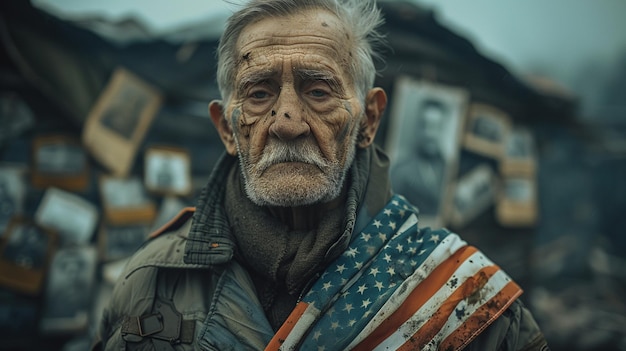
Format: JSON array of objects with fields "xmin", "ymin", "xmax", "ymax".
[{"xmin": 269, "ymin": 91, "xmax": 311, "ymax": 141}]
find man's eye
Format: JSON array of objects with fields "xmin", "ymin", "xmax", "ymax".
[
  {"xmin": 309, "ymin": 89, "xmax": 328, "ymax": 98},
  {"xmin": 250, "ymin": 90, "xmax": 269, "ymax": 99}
]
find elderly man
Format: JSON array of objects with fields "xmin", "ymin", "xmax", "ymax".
[{"xmin": 95, "ymin": 0, "xmax": 548, "ymax": 350}]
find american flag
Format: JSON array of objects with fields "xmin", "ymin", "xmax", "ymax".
[{"xmin": 265, "ymin": 195, "xmax": 522, "ymax": 351}]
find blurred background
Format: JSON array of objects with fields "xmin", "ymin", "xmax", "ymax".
[{"xmin": 0, "ymin": 0, "xmax": 625, "ymax": 350}]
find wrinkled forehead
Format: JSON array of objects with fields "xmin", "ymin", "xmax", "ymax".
[{"xmin": 235, "ymin": 8, "xmax": 354, "ymax": 74}]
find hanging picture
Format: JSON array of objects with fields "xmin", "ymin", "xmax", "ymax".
[
  {"xmin": 462, "ymin": 103, "xmax": 511, "ymax": 160},
  {"xmin": 144, "ymin": 146, "xmax": 192, "ymax": 197},
  {"xmin": 386, "ymin": 76, "xmax": 469, "ymax": 228},
  {"xmin": 82, "ymin": 68, "xmax": 162, "ymax": 177}
]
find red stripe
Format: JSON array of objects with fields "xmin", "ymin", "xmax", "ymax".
[
  {"xmin": 440, "ymin": 281, "xmax": 523, "ymax": 351},
  {"xmin": 265, "ymin": 302, "xmax": 309, "ymax": 351},
  {"xmin": 351, "ymin": 245, "xmax": 478, "ymax": 351}
]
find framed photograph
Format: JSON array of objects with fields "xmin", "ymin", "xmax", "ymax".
[
  {"xmin": 34, "ymin": 188, "xmax": 99, "ymax": 246},
  {"xmin": 98, "ymin": 223, "xmax": 148, "ymax": 262},
  {"xmin": 31, "ymin": 135, "xmax": 90, "ymax": 191},
  {"xmin": 82, "ymin": 67, "xmax": 162, "ymax": 177},
  {"xmin": 386, "ymin": 76, "xmax": 469, "ymax": 228},
  {"xmin": 462, "ymin": 103, "xmax": 511, "ymax": 160},
  {"xmin": 448, "ymin": 164, "xmax": 497, "ymax": 229},
  {"xmin": 144, "ymin": 146, "xmax": 192, "ymax": 196},
  {"xmin": 0, "ymin": 164, "xmax": 27, "ymax": 236},
  {"xmin": 500, "ymin": 127, "xmax": 537, "ymax": 176},
  {"xmin": 40, "ymin": 245, "xmax": 97, "ymax": 334},
  {"xmin": 0, "ymin": 218, "xmax": 58, "ymax": 295},
  {"xmin": 496, "ymin": 176, "xmax": 539, "ymax": 227},
  {"xmin": 99, "ymin": 175, "xmax": 156, "ymax": 225}
]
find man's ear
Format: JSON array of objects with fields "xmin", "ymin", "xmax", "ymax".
[
  {"xmin": 358, "ymin": 88, "xmax": 387, "ymax": 148},
  {"xmin": 209, "ymin": 100, "xmax": 237, "ymax": 155}
]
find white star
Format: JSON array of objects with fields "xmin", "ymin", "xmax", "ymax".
[
  {"xmin": 361, "ymin": 233, "xmax": 372, "ymax": 242},
  {"xmin": 357, "ymin": 284, "xmax": 368, "ymax": 295},
  {"xmin": 388, "ymin": 221, "xmax": 396, "ymax": 230},
  {"xmin": 345, "ymin": 247, "xmax": 359, "ymax": 258},
  {"xmin": 408, "ymin": 247, "xmax": 417, "ymax": 254},
  {"xmin": 373, "ymin": 220, "xmax": 382, "ymax": 228},
  {"xmin": 407, "ymin": 236, "xmax": 412, "ymax": 243},
  {"xmin": 396, "ymin": 243, "xmax": 404, "ymax": 252},
  {"xmin": 364, "ymin": 310, "xmax": 372, "ymax": 318},
  {"xmin": 348, "ymin": 319, "xmax": 357, "ymax": 327},
  {"xmin": 341, "ymin": 278, "xmax": 348, "ymax": 285},
  {"xmin": 387, "ymin": 266, "xmax": 396, "ymax": 276},
  {"xmin": 398, "ymin": 209, "xmax": 406, "ymax": 217},
  {"xmin": 361, "ymin": 298, "xmax": 372, "ymax": 309},
  {"xmin": 410, "ymin": 259, "xmax": 418, "ymax": 266},
  {"xmin": 418, "ymin": 249, "xmax": 427, "ymax": 256},
  {"xmin": 369, "ymin": 267, "xmax": 380, "ymax": 277},
  {"xmin": 383, "ymin": 253, "xmax": 392, "ymax": 263},
  {"xmin": 384, "ymin": 208, "xmax": 392, "ymax": 216},
  {"xmin": 322, "ymin": 281, "xmax": 333, "ymax": 291},
  {"xmin": 374, "ymin": 281, "xmax": 384, "ymax": 291},
  {"xmin": 354, "ymin": 261, "xmax": 363, "ymax": 270},
  {"xmin": 331, "ymin": 321, "xmax": 340, "ymax": 330},
  {"xmin": 378, "ymin": 232, "xmax": 387, "ymax": 241},
  {"xmin": 313, "ymin": 330, "xmax": 322, "ymax": 341},
  {"xmin": 336, "ymin": 264, "xmax": 347, "ymax": 274},
  {"xmin": 328, "ymin": 307, "xmax": 336, "ymax": 316},
  {"xmin": 343, "ymin": 303, "xmax": 354, "ymax": 314},
  {"xmin": 318, "ymin": 346, "xmax": 326, "ymax": 351},
  {"xmin": 430, "ymin": 234, "xmax": 440, "ymax": 244},
  {"xmin": 392, "ymin": 200, "xmax": 399, "ymax": 206},
  {"xmin": 416, "ymin": 237, "xmax": 424, "ymax": 243}
]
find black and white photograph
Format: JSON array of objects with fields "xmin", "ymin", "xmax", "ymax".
[
  {"xmin": 496, "ymin": 176, "xmax": 539, "ymax": 227},
  {"xmin": 449, "ymin": 164, "xmax": 497, "ymax": 228},
  {"xmin": 40, "ymin": 246, "xmax": 97, "ymax": 334},
  {"xmin": 144, "ymin": 146, "xmax": 192, "ymax": 196},
  {"xmin": 0, "ymin": 218, "xmax": 57, "ymax": 294},
  {"xmin": 501, "ymin": 127, "xmax": 537, "ymax": 176},
  {"xmin": 386, "ymin": 76, "xmax": 469, "ymax": 228},
  {"xmin": 33, "ymin": 137, "xmax": 87, "ymax": 175},
  {"xmin": 31, "ymin": 136, "xmax": 90, "ymax": 191},
  {"xmin": 99, "ymin": 176, "xmax": 156, "ymax": 225},
  {"xmin": 0, "ymin": 165, "xmax": 27, "ymax": 236},
  {"xmin": 82, "ymin": 68, "xmax": 162, "ymax": 176},
  {"xmin": 34, "ymin": 188, "xmax": 99, "ymax": 246},
  {"xmin": 463, "ymin": 103, "xmax": 511, "ymax": 160},
  {"xmin": 99, "ymin": 224, "xmax": 148, "ymax": 261}
]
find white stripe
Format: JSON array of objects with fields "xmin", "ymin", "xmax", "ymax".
[
  {"xmin": 397, "ymin": 213, "xmax": 418, "ymax": 234},
  {"xmin": 422, "ymin": 270, "xmax": 513, "ymax": 351},
  {"xmin": 278, "ymin": 304, "xmax": 320, "ymax": 351},
  {"xmin": 367, "ymin": 250, "xmax": 495, "ymax": 351},
  {"xmin": 345, "ymin": 233, "xmax": 468, "ymax": 350}
]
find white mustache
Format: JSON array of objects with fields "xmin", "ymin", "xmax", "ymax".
[{"xmin": 256, "ymin": 141, "xmax": 327, "ymax": 172}]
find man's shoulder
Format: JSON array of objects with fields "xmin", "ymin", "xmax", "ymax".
[{"xmin": 121, "ymin": 210, "xmax": 212, "ymax": 279}]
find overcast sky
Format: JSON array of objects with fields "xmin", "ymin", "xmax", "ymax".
[{"xmin": 33, "ymin": 0, "xmax": 626, "ymax": 118}]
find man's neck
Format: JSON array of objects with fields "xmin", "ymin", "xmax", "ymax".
[{"xmin": 267, "ymin": 189, "xmax": 347, "ymax": 231}]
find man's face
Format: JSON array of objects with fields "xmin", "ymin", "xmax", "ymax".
[{"xmin": 217, "ymin": 9, "xmax": 367, "ymax": 207}]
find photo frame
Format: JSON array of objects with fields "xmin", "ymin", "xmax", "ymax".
[
  {"xmin": 82, "ymin": 67, "xmax": 162, "ymax": 177},
  {"xmin": 40, "ymin": 245, "xmax": 97, "ymax": 334},
  {"xmin": 31, "ymin": 135, "xmax": 90, "ymax": 191},
  {"xmin": 385, "ymin": 76, "xmax": 469, "ymax": 229},
  {"xmin": 98, "ymin": 223, "xmax": 148, "ymax": 262},
  {"xmin": 462, "ymin": 103, "xmax": 512, "ymax": 160},
  {"xmin": 99, "ymin": 175, "xmax": 156, "ymax": 225},
  {"xmin": 496, "ymin": 175, "xmax": 539, "ymax": 227},
  {"xmin": 34, "ymin": 187, "xmax": 99, "ymax": 246},
  {"xmin": 500, "ymin": 126, "xmax": 537, "ymax": 176},
  {"xmin": 0, "ymin": 164, "xmax": 27, "ymax": 236},
  {"xmin": 144, "ymin": 146, "xmax": 192, "ymax": 196},
  {"xmin": 448, "ymin": 164, "xmax": 497, "ymax": 229},
  {"xmin": 0, "ymin": 217, "xmax": 58, "ymax": 295}
]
